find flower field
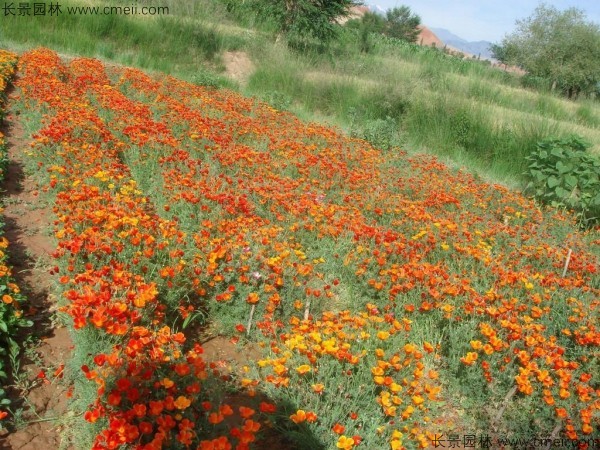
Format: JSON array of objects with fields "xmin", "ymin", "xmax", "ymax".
[{"xmin": 3, "ymin": 47, "xmax": 600, "ymax": 449}]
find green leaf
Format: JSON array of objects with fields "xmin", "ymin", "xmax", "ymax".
[
  {"xmin": 564, "ymin": 175, "xmax": 578, "ymax": 189},
  {"xmin": 547, "ymin": 176, "xmax": 560, "ymax": 188},
  {"xmin": 555, "ymin": 187, "xmax": 568, "ymax": 198},
  {"xmin": 556, "ymin": 161, "xmax": 572, "ymax": 174}
]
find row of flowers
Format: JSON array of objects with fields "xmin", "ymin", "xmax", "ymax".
[
  {"xmin": 0, "ymin": 49, "xmax": 31, "ymax": 424},
  {"xmin": 16, "ymin": 48, "xmax": 276, "ymax": 450}
]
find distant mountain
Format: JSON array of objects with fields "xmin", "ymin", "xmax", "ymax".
[
  {"xmin": 355, "ymin": 5, "xmax": 495, "ymax": 60},
  {"xmin": 430, "ymin": 27, "xmax": 494, "ymax": 60},
  {"xmin": 416, "ymin": 26, "xmax": 445, "ymax": 48}
]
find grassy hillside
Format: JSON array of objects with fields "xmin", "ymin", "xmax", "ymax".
[{"xmin": 1, "ymin": 0, "xmax": 599, "ymax": 189}]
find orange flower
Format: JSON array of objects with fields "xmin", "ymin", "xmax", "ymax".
[
  {"xmin": 312, "ymin": 383, "xmax": 325, "ymax": 394},
  {"xmin": 161, "ymin": 377, "xmax": 174, "ymax": 388},
  {"xmin": 246, "ymin": 292, "xmax": 259, "ymax": 304},
  {"xmin": 332, "ymin": 423, "xmax": 345, "ymax": 435},
  {"xmin": 174, "ymin": 396, "xmax": 191, "ymax": 410},
  {"xmin": 239, "ymin": 406, "xmax": 255, "ymax": 419},
  {"xmin": 220, "ymin": 404, "xmax": 234, "ymax": 416},
  {"xmin": 460, "ymin": 352, "xmax": 478, "ymax": 365},
  {"xmin": 403, "ymin": 343, "xmax": 416, "ymax": 354},
  {"xmin": 243, "ymin": 419, "xmax": 261, "ymax": 432},
  {"xmin": 305, "ymin": 411, "xmax": 318, "ymax": 423},
  {"xmin": 208, "ymin": 412, "xmax": 225, "ymax": 424},
  {"xmin": 555, "ymin": 408, "xmax": 568, "ymax": 419},
  {"xmin": 401, "ymin": 405, "xmax": 414, "ymax": 420},
  {"xmin": 470, "ymin": 340, "xmax": 482, "ymax": 350},
  {"xmin": 290, "ymin": 409, "xmax": 307, "ymax": 424},
  {"xmin": 259, "ymin": 402, "xmax": 277, "ymax": 413}
]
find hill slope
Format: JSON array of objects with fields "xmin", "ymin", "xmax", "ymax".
[{"xmin": 4, "ymin": 46, "xmax": 599, "ymax": 449}]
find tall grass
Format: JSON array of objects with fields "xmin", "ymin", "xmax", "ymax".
[{"xmin": 0, "ymin": 2, "xmax": 242, "ymax": 85}]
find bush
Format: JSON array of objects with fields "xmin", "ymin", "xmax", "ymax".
[{"xmin": 524, "ymin": 135, "xmax": 600, "ymax": 227}]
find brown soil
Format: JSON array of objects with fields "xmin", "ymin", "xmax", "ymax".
[
  {"xmin": 0, "ymin": 92, "xmax": 72, "ymax": 450},
  {"xmin": 223, "ymin": 51, "xmax": 255, "ymax": 87},
  {"xmin": 416, "ymin": 25, "xmax": 445, "ymax": 48},
  {"xmin": 202, "ymin": 335, "xmax": 264, "ymax": 372}
]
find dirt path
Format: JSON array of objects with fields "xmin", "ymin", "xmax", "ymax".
[
  {"xmin": 0, "ymin": 93, "xmax": 72, "ymax": 450},
  {"xmin": 223, "ymin": 51, "xmax": 255, "ymax": 87}
]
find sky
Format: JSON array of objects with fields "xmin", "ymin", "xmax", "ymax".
[{"xmin": 365, "ymin": 0, "xmax": 600, "ymax": 43}]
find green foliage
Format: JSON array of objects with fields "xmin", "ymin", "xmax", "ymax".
[
  {"xmin": 191, "ymin": 69, "xmax": 232, "ymax": 89},
  {"xmin": 263, "ymin": 91, "xmax": 293, "ymax": 111},
  {"xmin": 351, "ymin": 114, "xmax": 399, "ymax": 151},
  {"xmin": 345, "ymin": 12, "xmax": 385, "ymax": 53},
  {"xmin": 384, "ymin": 6, "xmax": 421, "ymax": 43},
  {"xmin": 525, "ymin": 135, "xmax": 600, "ymax": 227},
  {"xmin": 0, "ymin": 62, "xmax": 34, "ymax": 419},
  {"xmin": 346, "ymin": 6, "xmax": 421, "ymax": 52},
  {"xmin": 249, "ymin": 0, "xmax": 359, "ymax": 51},
  {"xmin": 494, "ymin": 4, "xmax": 600, "ymax": 98}
]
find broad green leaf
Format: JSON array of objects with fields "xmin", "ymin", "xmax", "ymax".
[
  {"xmin": 564, "ymin": 175, "xmax": 578, "ymax": 188},
  {"xmin": 556, "ymin": 161, "xmax": 572, "ymax": 174},
  {"xmin": 547, "ymin": 176, "xmax": 560, "ymax": 188}
]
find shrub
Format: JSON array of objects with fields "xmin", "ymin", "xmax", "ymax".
[{"xmin": 524, "ymin": 135, "xmax": 600, "ymax": 227}]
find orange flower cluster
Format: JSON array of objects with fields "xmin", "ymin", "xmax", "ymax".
[
  {"xmin": 255, "ymin": 305, "xmax": 443, "ymax": 448},
  {"xmin": 106, "ymin": 61, "xmax": 599, "ymax": 442},
  {"xmin": 16, "ymin": 49, "xmax": 276, "ymax": 449},
  {"xmin": 13, "ymin": 46, "xmax": 599, "ymax": 447},
  {"xmin": 0, "ymin": 50, "xmax": 16, "ymax": 97}
]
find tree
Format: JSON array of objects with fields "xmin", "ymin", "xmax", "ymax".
[
  {"xmin": 493, "ymin": 4, "xmax": 600, "ymax": 98},
  {"xmin": 345, "ymin": 11, "xmax": 385, "ymax": 53},
  {"xmin": 384, "ymin": 6, "xmax": 421, "ymax": 43},
  {"xmin": 252, "ymin": 0, "xmax": 362, "ymax": 49}
]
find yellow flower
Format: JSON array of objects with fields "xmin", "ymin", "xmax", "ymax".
[
  {"xmin": 377, "ymin": 331, "xmax": 390, "ymax": 341},
  {"xmin": 336, "ymin": 436, "xmax": 354, "ymax": 449},
  {"xmin": 296, "ymin": 364, "xmax": 311, "ymax": 375}
]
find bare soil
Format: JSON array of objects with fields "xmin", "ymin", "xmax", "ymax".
[
  {"xmin": 223, "ymin": 51, "xmax": 255, "ymax": 87},
  {"xmin": 0, "ymin": 97, "xmax": 72, "ymax": 450}
]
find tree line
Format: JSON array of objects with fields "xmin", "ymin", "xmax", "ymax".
[{"xmin": 223, "ymin": 1, "xmax": 600, "ymax": 99}]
